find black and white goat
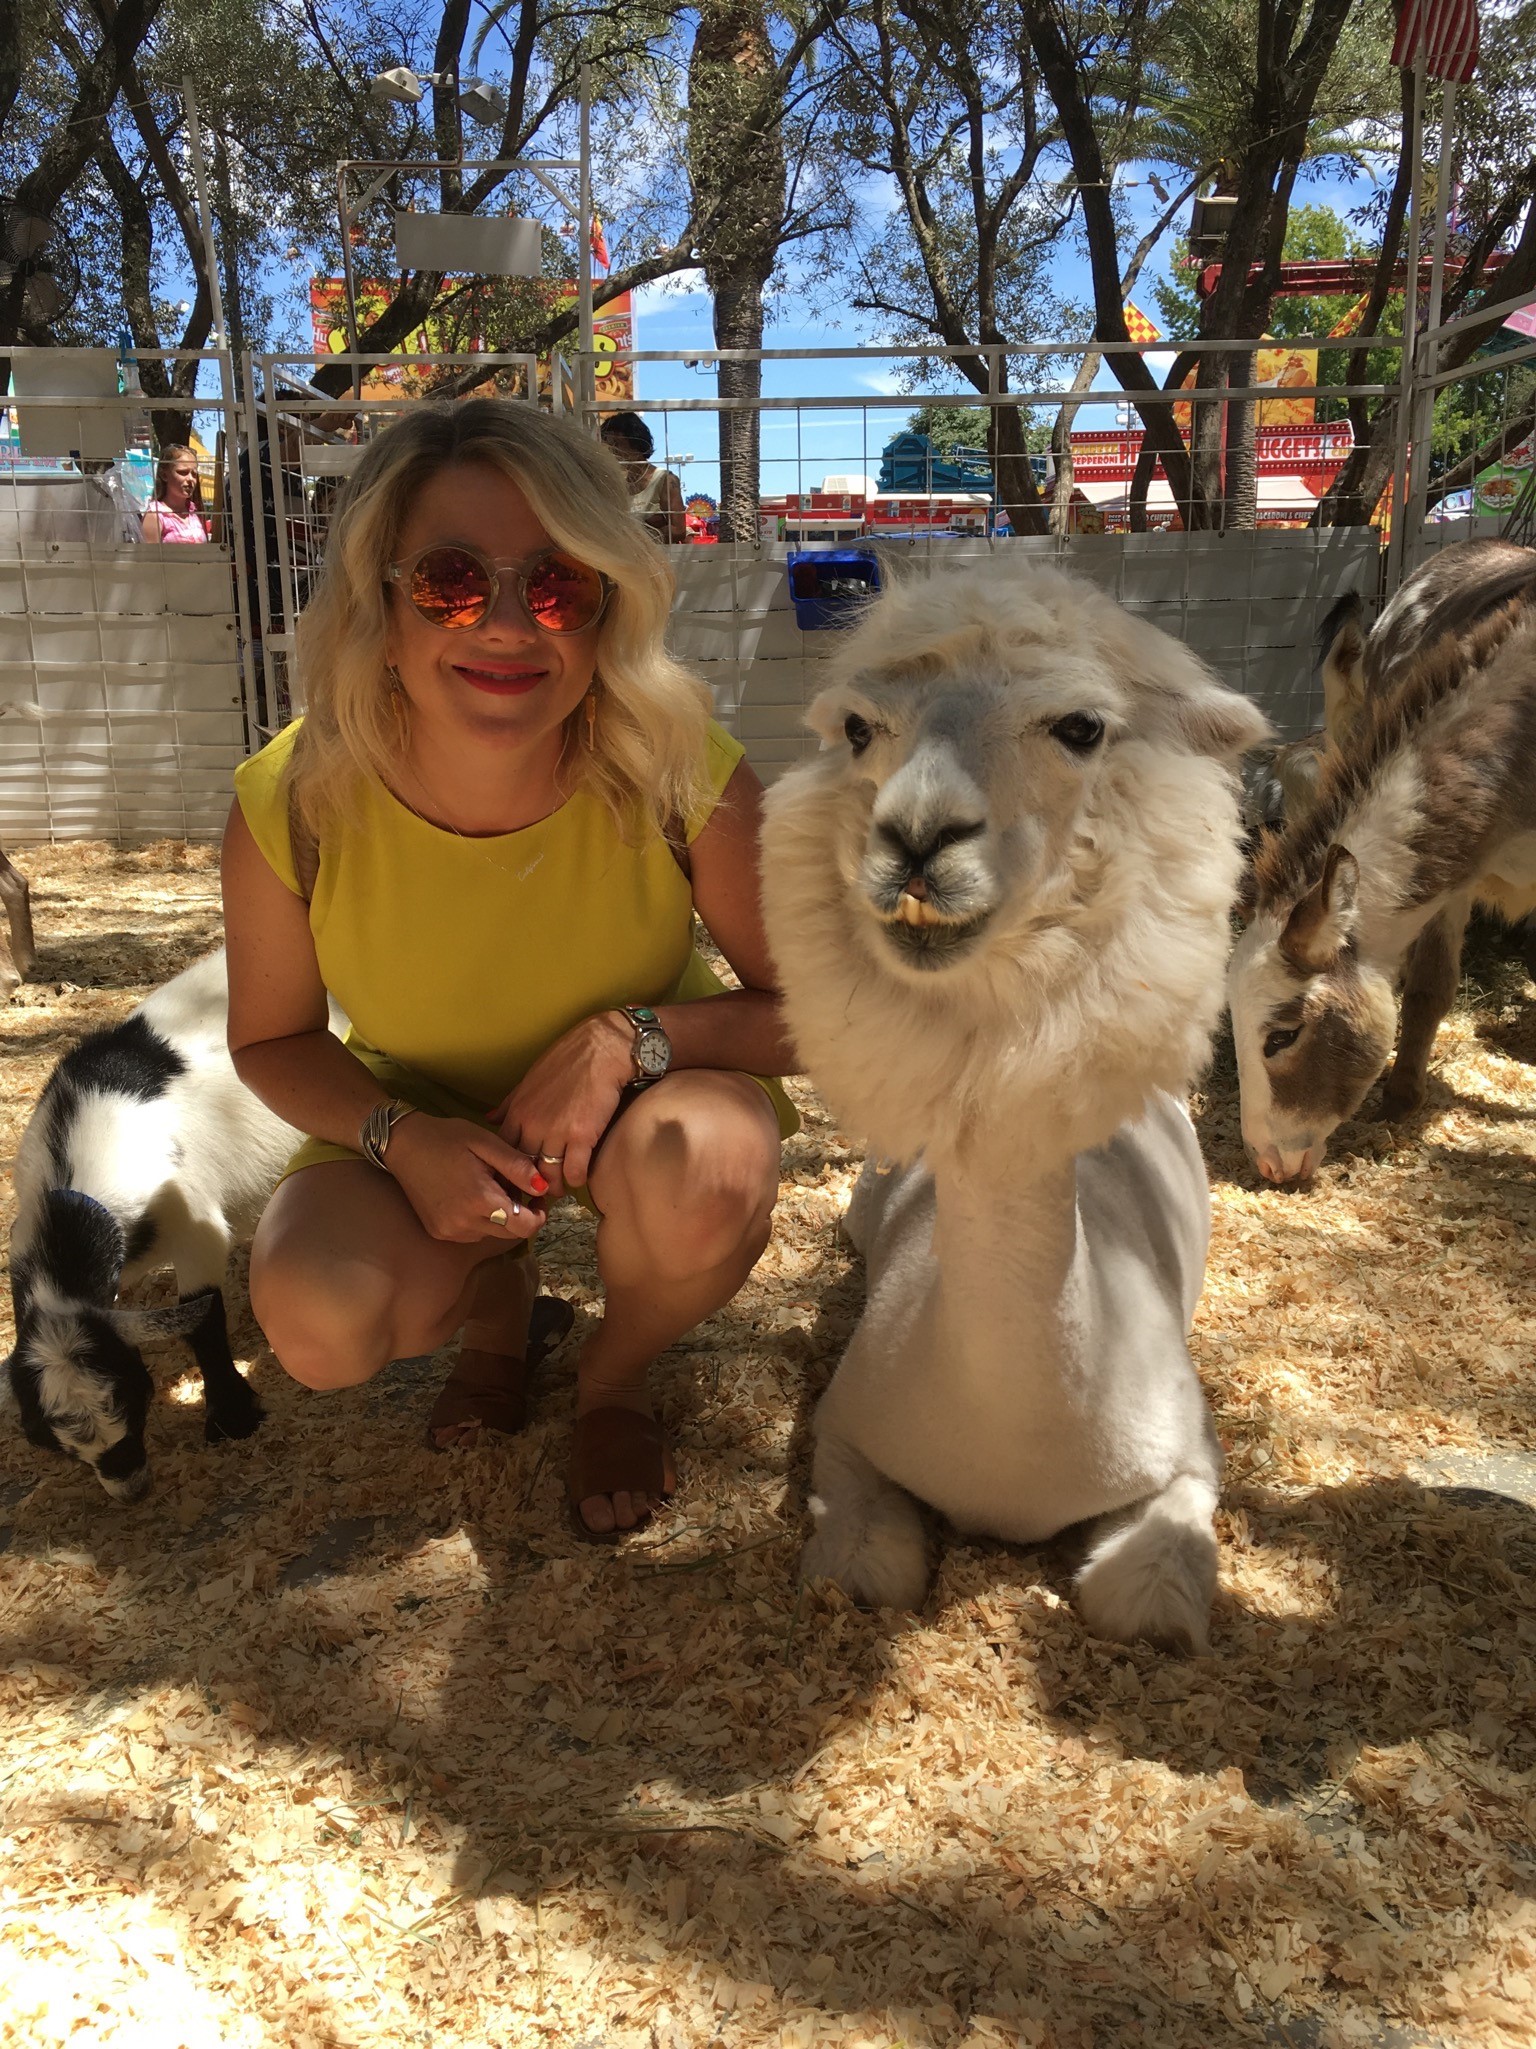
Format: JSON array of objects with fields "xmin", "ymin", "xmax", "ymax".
[{"xmin": 5, "ymin": 950, "xmax": 304, "ymax": 1500}]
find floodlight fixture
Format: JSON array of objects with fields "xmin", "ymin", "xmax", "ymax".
[
  {"xmin": 457, "ymin": 78, "xmax": 509, "ymax": 126},
  {"xmin": 369, "ymin": 65, "xmax": 456, "ymax": 105}
]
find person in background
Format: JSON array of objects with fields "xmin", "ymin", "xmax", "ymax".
[
  {"xmin": 599, "ymin": 412, "xmax": 687, "ymax": 544},
  {"xmin": 142, "ymin": 444, "xmax": 210, "ymax": 543}
]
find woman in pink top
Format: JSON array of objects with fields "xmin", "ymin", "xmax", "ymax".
[{"xmin": 142, "ymin": 444, "xmax": 209, "ymax": 543}]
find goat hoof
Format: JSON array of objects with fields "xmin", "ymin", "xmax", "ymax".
[{"xmin": 205, "ymin": 1386, "xmax": 265, "ymax": 1443}]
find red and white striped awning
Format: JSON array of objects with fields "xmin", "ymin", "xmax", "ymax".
[{"xmin": 1390, "ymin": 0, "xmax": 1480, "ymax": 84}]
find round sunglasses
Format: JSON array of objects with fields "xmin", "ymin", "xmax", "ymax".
[{"xmin": 387, "ymin": 543, "xmax": 611, "ymax": 635}]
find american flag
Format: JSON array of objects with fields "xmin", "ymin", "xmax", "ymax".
[{"xmin": 1390, "ymin": 0, "xmax": 1480, "ymax": 83}]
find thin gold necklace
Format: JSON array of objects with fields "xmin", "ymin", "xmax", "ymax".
[{"xmin": 393, "ymin": 744, "xmax": 575, "ymax": 879}]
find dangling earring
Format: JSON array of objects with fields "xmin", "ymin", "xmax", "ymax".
[{"xmin": 583, "ymin": 688, "xmax": 598, "ymax": 748}]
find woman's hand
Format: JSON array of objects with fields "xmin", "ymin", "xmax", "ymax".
[
  {"xmin": 383, "ymin": 1114, "xmax": 549, "ymax": 1244},
  {"xmin": 494, "ymin": 1010, "xmax": 634, "ymax": 1193}
]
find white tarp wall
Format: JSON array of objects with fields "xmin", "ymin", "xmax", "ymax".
[
  {"xmin": 1, "ymin": 467, "xmax": 247, "ymax": 843},
  {"xmin": 0, "ymin": 509, "xmax": 1379, "ymax": 842},
  {"xmin": 670, "ymin": 529, "xmax": 1383, "ymax": 782}
]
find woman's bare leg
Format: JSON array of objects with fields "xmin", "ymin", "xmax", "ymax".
[
  {"xmin": 577, "ymin": 1071, "xmax": 781, "ymax": 1533},
  {"xmin": 250, "ymin": 1160, "xmax": 518, "ymax": 1390}
]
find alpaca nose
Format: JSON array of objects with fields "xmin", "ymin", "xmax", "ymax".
[{"xmin": 877, "ymin": 818, "xmax": 984, "ymax": 874}]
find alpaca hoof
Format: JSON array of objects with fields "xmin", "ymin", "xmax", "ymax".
[
  {"xmin": 801, "ymin": 1522, "xmax": 930, "ymax": 1612},
  {"xmin": 1379, "ymin": 1088, "xmax": 1424, "ymax": 1123},
  {"xmin": 205, "ymin": 1382, "xmax": 265, "ymax": 1443},
  {"xmin": 1074, "ymin": 1479, "xmax": 1217, "ymax": 1653}
]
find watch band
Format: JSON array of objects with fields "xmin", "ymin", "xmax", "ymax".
[
  {"xmin": 360, "ymin": 1097, "xmax": 417, "ymax": 1169},
  {"xmin": 620, "ymin": 1004, "xmax": 672, "ymax": 1085}
]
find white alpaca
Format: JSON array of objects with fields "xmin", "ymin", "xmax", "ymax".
[{"xmin": 761, "ymin": 560, "xmax": 1270, "ymax": 1650}]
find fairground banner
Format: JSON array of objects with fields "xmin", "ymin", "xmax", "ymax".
[{"xmin": 308, "ymin": 280, "xmax": 634, "ymax": 403}]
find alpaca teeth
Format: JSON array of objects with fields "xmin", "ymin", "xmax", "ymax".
[{"xmin": 896, "ymin": 893, "xmax": 943, "ymax": 928}]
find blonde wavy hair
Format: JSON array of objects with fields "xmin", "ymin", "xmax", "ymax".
[{"xmin": 288, "ymin": 398, "xmax": 711, "ymax": 843}]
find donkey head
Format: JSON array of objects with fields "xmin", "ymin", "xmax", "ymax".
[{"xmin": 1226, "ymin": 843, "xmax": 1398, "ymax": 1183}]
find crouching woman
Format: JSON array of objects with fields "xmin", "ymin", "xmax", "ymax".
[{"xmin": 221, "ymin": 398, "xmax": 797, "ymax": 1537}]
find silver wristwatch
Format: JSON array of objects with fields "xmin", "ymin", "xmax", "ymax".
[
  {"xmin": 620, "ymin": 1004, "xmax": 672, "ymax": 1085},
  {"xmin": 360, "ymin": 1097, "xmax": 417, "ymax": 1168}
]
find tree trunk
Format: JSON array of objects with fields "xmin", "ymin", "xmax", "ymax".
[
  {"xmin": 991, "ymin": 399, "xmax": 1049, "ymax": 537},
  {"xmin": 714, "ymin": 279, "xmax": 765, "ymax": 544},
  {"xmin": 1128, "ymin": 440, "xmax": 1159, "ymax": 533},
  {"xmin": 688, "ymin": 0, "xmax": 785, "ymax": 545},
  {"xmin": 1225, "ymin": 348, "xmax": 1257, "ymax": 530}
]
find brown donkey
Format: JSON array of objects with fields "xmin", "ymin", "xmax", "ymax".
[{"xmin": 1228, "ymin": 542, "xmax": 1536, "ymax": 1184}]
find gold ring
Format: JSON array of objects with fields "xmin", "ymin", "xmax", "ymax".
[
  {"xmin": 488, "ymin": 1207, "xmax": 508, "ymax": 1225},
  {"xmin": 537, "ymin": 1151, "xmax": 564, "ymax": 1167}
]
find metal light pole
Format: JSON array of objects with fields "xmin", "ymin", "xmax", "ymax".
[
  {"xmin": 183, "ymin": 79, "xmax": 229, "ymax": 351},
  {"xmin": 578, "ymin": 61, "xmax": 596, "ymax": 421}
]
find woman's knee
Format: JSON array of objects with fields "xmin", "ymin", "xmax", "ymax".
[
  {"xmin": 250, "ymin": 1255, "xmax": 395, "ymax": 1390},
  {"xmin": 606, "ymin": 1084, "xmax": 781, "ymax": 1276}
]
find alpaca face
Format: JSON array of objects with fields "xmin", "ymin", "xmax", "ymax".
[{"xmin": 820, "ymin": 671, "xmax": 1119, "ymax": 976}]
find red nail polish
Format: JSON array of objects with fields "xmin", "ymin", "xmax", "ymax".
[{"xmin": 531, "ymin": 1172, "xmax": 549, "ymax": 1195}]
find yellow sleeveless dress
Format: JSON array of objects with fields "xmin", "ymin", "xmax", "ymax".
[{"xmin": 233, "ymin": 718, "xmax": 797, "ymax": 1179}]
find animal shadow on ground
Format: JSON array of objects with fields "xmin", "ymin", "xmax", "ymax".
[
  {"xmin": 10, "ymin": 1327, "xmax": 1533, "ymax": 2049},
  {"xmin": 4, "ymin": 1055, "xmax": 1531, "ymax": 2046}
]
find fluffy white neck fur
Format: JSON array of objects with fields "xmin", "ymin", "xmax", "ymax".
[{"xmin": 769, "ymin": 737, "xmax": 1242, "ymax": 1176}]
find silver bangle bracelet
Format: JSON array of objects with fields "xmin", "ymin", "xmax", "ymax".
[{"xmin": 359, "ymin": 1097, "xmax": 417, "ymax": 1169}]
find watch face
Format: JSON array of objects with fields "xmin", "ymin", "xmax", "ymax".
[{"xmin": 635, "ymin": 1029, "xmax": 671, "ymax": 1079}]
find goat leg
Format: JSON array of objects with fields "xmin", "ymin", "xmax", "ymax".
[
  {"xmin": 1381, "ymin": 895, "xmax": 1469, "ymax": 1121},
  {"xmin": 181, "ymin": 1286, "xmax": 265, "ymax": 1442},
  {"xmin": 0, "ymin": 842, "xmax": 35, "ymax": 990}
]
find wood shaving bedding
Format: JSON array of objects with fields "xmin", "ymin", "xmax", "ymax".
[{"xmin": 1, "ymin": 843, "xmax": 1532, "ymax": 2049}]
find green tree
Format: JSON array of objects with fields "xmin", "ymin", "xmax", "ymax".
[
  {"xmin": 906, "ymin": 403, "xmax": 989, "ymax": 455},
  {"xmin": 825, "ymin": 0, "xmax": 1097, "ymax": 535},
  {"xmin": 1022, "ymin": 0, "xmax": 1387, "ymax": 526}
]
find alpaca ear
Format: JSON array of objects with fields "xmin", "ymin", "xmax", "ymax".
[
  {"xmin": 1149, "ymin": 672, "xmax": 1273, "ymax": 761},
  {"xmin": 804, "ymin": 683, "xmax": 868, "ymax": 750},
  {"xmin": 1279, "ymin": 844, "xmax": 1359, "ymax": 971},
  {"xmin": 1105, "ymin": 616, "xmax": 1273, "ymax": 760},
  {"xmin": 1319, "ymin": 590, "xmax": 1366, "ymax": 740}
]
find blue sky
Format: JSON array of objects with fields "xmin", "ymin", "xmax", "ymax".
[{"xmin": 619, "ymin": 157, "xmax": 1384, "ymax": 506}]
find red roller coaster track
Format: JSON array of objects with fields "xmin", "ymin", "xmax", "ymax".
[{"xmin": 1195, "ymin": 250, "xmax": 1513, "ymax": 299}]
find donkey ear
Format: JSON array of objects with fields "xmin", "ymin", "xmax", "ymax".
[
  {"xmin": 1279, "ymin": 844, "xmax": 1359, "ymax": 971},
  {"xmin": 106, "ymin": 1300, "xmax": 212, "ymax": 1341}
]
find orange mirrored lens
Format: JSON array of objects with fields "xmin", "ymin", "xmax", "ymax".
[
  {"xmin": 522, "ymin": 552, "xmax": 606, "ymax": 633},
  {"xmin": 409, "ymin": 547, "xmax": 493, "ymax": 629}
]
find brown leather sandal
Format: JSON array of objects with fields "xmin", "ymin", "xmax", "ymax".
[
  {"xmin": 566, "ymin": 1406, "xmax": 676, "ymax": 1544},
  {"xmin": 426, "ymin": 1295, "xmax": 575, "ymax": 1450}
]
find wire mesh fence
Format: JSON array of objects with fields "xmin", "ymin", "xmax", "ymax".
[
  {"xmin": 3, "ymin": 319, "xmax": 1532, "ymax": 838},
  {"xmin": 0, "ymin": 351, "xmax": 251, "ymax": 841}
]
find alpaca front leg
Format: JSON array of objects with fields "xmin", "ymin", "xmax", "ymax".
[
  {"xmin": 1073, "ymin": 1472, "xmax": 1218, "ymax": 1653},
  {"xmin": 802, "ymin": 1431, "xmax": 930, "ymax": 1610}
]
